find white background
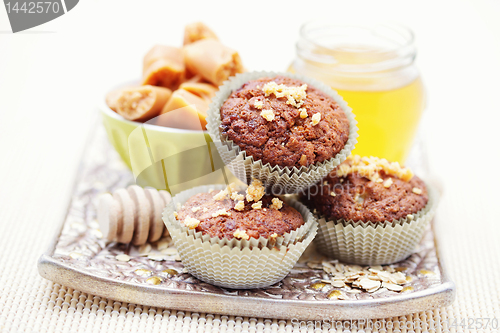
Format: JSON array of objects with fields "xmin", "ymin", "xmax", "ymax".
[{"xmin": 0, "ymin": 0, "xmax": 499, "ymax": 324}]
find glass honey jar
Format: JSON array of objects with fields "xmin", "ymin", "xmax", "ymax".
[{"xmin": 288, "ymin": 21, "xmax": 425, "ymax": 163}]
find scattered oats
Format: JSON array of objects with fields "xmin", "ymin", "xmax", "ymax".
[
  {"xmin": 148, "ymin": 253, "xmax": 167, "ymax": 261},
  {"xmin": 261, "ymin": 81, "xmax": 307, "ymax": 108},
  {"xmin": 332, "ymin": 281, "xmax": 346, "ymax": 288},
  {"xmin": 183, "ymin": 216, "xmax": 200, "ymax": 229},
  {"xmin": 330, "ymin": 192, "xmax": 336, "ymax": 197},
  {"xmin": 307, "ymin": 261, "xmax": 323, "ymax": 270},
  {"xmin": 213, "ymin": 189, "xmax": 228, "ymax": 201},
  {"xmin": 412, "ymin": 187, "xmax": 423, "ymax": 194},
  {"xmin": 407, "ymin": 214, "xmax": 414, "ymax": 221},
  {"xmin": 246, "ymin": 179, "xmax": 265, "ymax": 202},
  {"xmin": 311, "ymin": 113, "xmax": 321, "ymax": 126},
  {"xmin": 376, "ymin": 178, "xmax": 384, "ymax": 183},
  {"xmin": 192, "ymin": 207, "xmax": 201, "ymax": 213},
  {"xmin": 269, "ymin": 198, "xmax": 283, "ymax": 210},
  {"xmin": 202, "ymin": 207, "xmax": 208, "ymax": 212},
  {"xmin": 212, "ymin": 208, "xmax": 231, "ymax": 217},
  {"xmin": 383, "ymin": 282, "xmax": 404, "ymax": 291},
  {"xmin": 157, "ymin": 239, "xmax": 171, "ymax": 251},
  {"xmin": 392, "ymin": 272, "xmax": 408, "ymax": 284},
  {"xmin": 254, "ymin": 100, "xmax": 264, "ymax": 109},
  {"xmin": 394, "ymin": 266, "xmax": 407, "ymax": 272},
  {"xmin": 370, "ymin": 265, "xmax": 383, "ymax": 271},
  {"xmin": 299, "ymin": 108, "xmax": 308, "ymax": 118},
  {"xmin": 92, "ymin": 229, "xmax": 103, "ymax": 239},
  {"xmin": 383, "ymin": 178, "xmax": 393, "ymax": 188},
  {"xmin": 260, "ymin": 109, "xmax": 275, "ymax": 122},
  {"xmin": 234, "ymin": 200, "xmax": 245, "ymax": 211},
  {"xmin": 401, "ymin": 286, "xmax": 414, "ymax": 292},
  {"xmin": 251, "ymin": 201, "xmax": 262, "ymax": 210},
  {"xmin": 139, "ymin": 244, "xmax": 152, "ymax": 255},
  {"xmin": 233, "ymin": 229, "xmax": 249, "ymax": 240},
  {"xmin": 135, "ymin": 269, "xmax": 152, "ymax": 277},
  {"xmin": 115, "ymin": 254, "xmax": 130, "ymax": 262},
  {"xmin": 146, "ymin": 276, "xmax": 162, "ymax": 285},
  {"xmin": 69, "ymin": 252, "xmax": 84, "ymax": 260},
  {"xmin": 345, "ymin": 289, "xmax": 362, "ymax": 294},
  {"xmin": 405, "ymin": 276, "xmax": 413, "ymax": 283},
  {"xmin": 358, "ymin": 278, "xmax": 381, "ymax": 291}
]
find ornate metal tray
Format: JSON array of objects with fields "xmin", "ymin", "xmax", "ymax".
[{"xmin": 38, "ymin": 126, "xmax": 455, "ymax": 320}]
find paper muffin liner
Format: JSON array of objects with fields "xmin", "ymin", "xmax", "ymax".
[
  {"xmin": 162, "ymin": 184, "xmax": 318, "ymax": 289},
  {"xmin": 206, "ymin": 71, "xmax": 358, "ymax": 194},
  {"xmin": 314, "ymin": 183, "xmax": 438, "ymax": 265},
  {"xmin": 164, "ymin": 184, "xmax": 316, "ymax": 249}
]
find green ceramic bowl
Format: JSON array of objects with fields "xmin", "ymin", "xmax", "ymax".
[{"xmin": 100, "ymin": 91, "xmax": 226, "ymax": 194}]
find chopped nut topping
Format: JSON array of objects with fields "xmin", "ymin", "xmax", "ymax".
[
  {"xmin": 412, "ymin": 187, "xmax": 422, "ymax": 194},
  {"xmin": 233, "ymin": 229, "xmax": 249, "ymax": 240},
  {"xmin": 407, "ymin": 214, "xmax": 414, "ymax": 220},
  {"xmin": 299, "ymin": 154, "xmax": 308, "ymax": 166},
  {"xmin": 232, "ymin": 193, "xmax": 244, "ymax": 201},
  {"xmin": 269, "ymin": 197, "xmax": 283, "ymax": 210},
  {"xmin": 253, "ymin": 100, "xmax": 264, "ymax": 109},
  {"xmin": 337, "ymin": 155, "xmax": 414, "ymax": 182},
  {"xmin": 270, "ymin": 233, "xmax": 278, "ymax": 238},
  {"xmin": 202, "ymin": 207, "xmax": 208, "ymax": 212},
  {"xmin": 183, "ymin": 216, "xmax": 200, "ymax": 229},
  {"xmin": 173, "ymin": 212, "xmax": 178, "ymax": 219},
  {"xmin": 234, "ymin": 200, "xmax": 245, "ymax": 211},
  {"xmin": 311, "ymin": 113, "xmax": 321, "ymax": 126},
  {"xmin": 251, "ymin": 201, "xmax": 262, "ymax": 210},
  {"xmin": 246, "ymin": 179, "xmax": 265, "ymax": 202},
  {"xmin": 299, "ymin": 108, "xmax": 308, "ymax": 118},
  {"xmin": 330, "ymin": 192, "xmax": 336, "ymax": 197},
  {"xmin": 212, "ymin": 209, "xmax": 231, "ymax": 217},
  {"xmin": 260, "ymin": 109, "xmax": 275, "ymax": 122},
  {"xmin": 191, "ymin": 207, "xmax": 201, "ymax": 213},
  {"xmin": 213, "ymin": 189, "xmax": 228, "ymax": 201},
  {"xmin": 376, "ymin": 178, "xmax": 384, "ymax": 183},
  {"xmin": 261, "ymin": 81, "xmax": 307, "ymax": 108},
  {"xmin": 383, "ymin": 178, "xmax": 393, "ymax": 188}
]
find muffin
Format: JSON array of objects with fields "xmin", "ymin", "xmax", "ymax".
[
  {"xmin": 220, "ymin": 76, "xmax": 350, "ymax": 169},
  {"xmin": 206, "ymin": 71, "xmax": 358, "ymax": 194},
  {"xmin": 303, "ymin": 155, "xmax": 437, "ymax": 265},
  {"xmin": 163, "ymin": 182, "xmax": 317, "ymax": 288}
]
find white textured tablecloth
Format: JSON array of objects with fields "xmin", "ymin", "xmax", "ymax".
[{"xmin": 1, "ymin": 0, "xmax": 500, "ymax": 332}]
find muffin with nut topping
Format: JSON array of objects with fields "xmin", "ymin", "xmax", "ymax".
[
  {"xmin": 206, "ymin": 71, "xmax": 358, "ymax": 194},
  {"xmin": 220, "ymin": 76, "xmax": 350, "ymax": 169},
  {"xmin": 303, "ymin": 155, "xmax": 437, "ymax": 265},
  {"xmin": 163, "ymin": 181, "xmax": 317, "ymax": 289},
  {"xmin": 176, "ymin": 180, "xmax": 305, "ymax": 240}
]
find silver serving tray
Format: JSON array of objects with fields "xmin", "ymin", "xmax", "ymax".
[{"xmin": 38, "ymin": 127, "xmax": 455, "ymax": 320}]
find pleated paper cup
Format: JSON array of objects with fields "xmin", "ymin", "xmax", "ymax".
[
  {"xmin": 206, "ymin": 71, "xmax": 358, "ymax": 194},
  {"xmin": 165, "ymin": 184, "xmax": 316, "ymax": 248},
  {"xmin": 314, "ymin": 183, "xmax": 438, "ymax": 265},
  {"xmin": 163, "ymin": 184, "xmax": 318, "ymax": 289}
]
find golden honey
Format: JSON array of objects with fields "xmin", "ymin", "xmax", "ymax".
[{"xmin": 290, "ymin": 22, "xmax": 424, "ymax": 163}]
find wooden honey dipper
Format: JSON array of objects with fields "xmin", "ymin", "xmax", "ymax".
[{"xmin": 98, "ymin": 185, "xmax": 171, "ymax": 245}]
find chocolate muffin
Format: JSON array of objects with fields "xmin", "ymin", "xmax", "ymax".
[
  {"xmin": 219, "ymin": 76, "xmax": 350, "ymax": 169},
  {"xmin": 175, "ymin": 180, "xmax": 304, "ymax": 240},
  {"xmin": 303, "ymin": 155, "xmax": 428, "ymax": 223}
]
